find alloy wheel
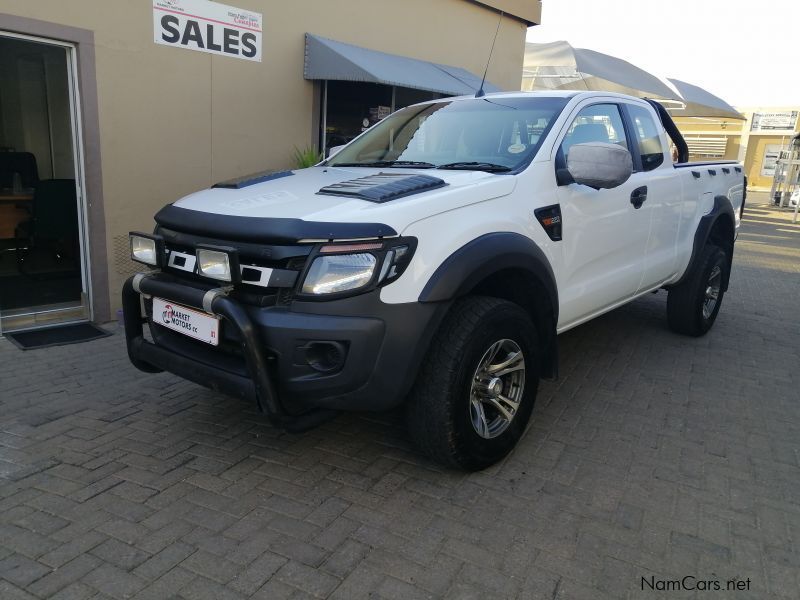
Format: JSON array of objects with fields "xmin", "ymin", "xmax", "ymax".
[
  {"xmin": 702, "ymin": 264, "xmax": 722, "ymax": 320},
  {"xmin": 468, "ymin": 339, "xmax": 526, "ymax": 439}
]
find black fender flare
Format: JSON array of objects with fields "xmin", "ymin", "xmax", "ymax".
[
  {"xmin": 672, "ymin": 195, "xmax": 736, "ymax": 290},
  {"xmin": 418, "ymin": 232, "xmax": 559, "ymax": 378}
]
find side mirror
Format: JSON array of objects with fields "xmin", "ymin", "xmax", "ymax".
[
  {"xmin": 565, "ymin": 142, "xmax": 633, "ymax": 189},
  {"xmin": 327, "ymin": 145, "xmax": 345, "ymax": 158}
]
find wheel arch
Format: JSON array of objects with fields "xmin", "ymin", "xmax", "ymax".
[
  {"xmin": 709, "ymin": 202, "xmax": 735, "ymax": 284},
  {"xmin": 672, "ymin": 195, "xmax": 736, "ymax": 291},
  {"xmin": 419, "ymin": 232, "xmax": 559, "ymax": 379}
]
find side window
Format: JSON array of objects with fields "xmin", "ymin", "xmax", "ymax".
[
  {"xmin": 560, "ymin": 103, "xmax": 628, "ymax": 160},
  {"xmin": 627, "ymin": 105, "xmax": 665, "ymax": 171}
]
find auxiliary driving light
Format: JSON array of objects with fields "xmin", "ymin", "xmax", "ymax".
[
  {"xmin": 196, "ymin": 245, "xmax": 239, "ymax": 282},
  {"xmin": 129, "ymin": 232, "xmax": 164, "ymax": 267}
]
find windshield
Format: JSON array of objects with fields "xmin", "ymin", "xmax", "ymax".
[{"xmin": 325, "ymin": 96, "xmax": 569, "ymax": 172}]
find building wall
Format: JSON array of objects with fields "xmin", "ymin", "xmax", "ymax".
[
  {"xmin": 674, "ymin": 107, "xmax": 800, "ymax": 190},
  {"xmin": 743, "ymin": 135, "xmax": 787, "ymax": 188},
  {"xmin": 737, "ymin": 106, "xmax": 800, "ymax": 190},
  {"xmin": 0, "ymin": 0, "xmax": 532, "ymax": 318},
  {"xmin": 673, "ymin": 117, "xmax": 742, "ymax": 162}
]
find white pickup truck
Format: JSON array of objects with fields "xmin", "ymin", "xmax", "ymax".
[{"xmin": 123, "ymin": 91, "xmax": 745, "ymax": 470}]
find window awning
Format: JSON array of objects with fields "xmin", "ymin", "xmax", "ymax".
[{"xmin": 304, "ymin": 34, "xmax": 502, "ymax": 97}]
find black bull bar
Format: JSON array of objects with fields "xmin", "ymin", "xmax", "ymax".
[{"xmin": 122, "ymin": 271, "xmax": 338, "ymax": 432}]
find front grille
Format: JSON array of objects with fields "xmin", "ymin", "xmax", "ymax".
[{"xmin": 156, "ymin": 226, "xmax": 313, "ymax": 305}]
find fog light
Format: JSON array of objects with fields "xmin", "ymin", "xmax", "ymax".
[
  {"xmin": 196, "ymin": 246, "xmax": 239, "ymax": 282},
  {"xmin": 305, "ymin": 341, "xmax": 347, "ymax": 373}
]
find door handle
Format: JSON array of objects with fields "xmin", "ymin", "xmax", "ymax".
[{"xmin": 630, "ymin": 186, "xmax": 648, "ymax": 209}]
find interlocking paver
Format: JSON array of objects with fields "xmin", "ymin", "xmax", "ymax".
[
  {"xmin": 1, "ymin": 197, "xmax": 799, "ymax": 598},
  {"xmin": 0, "ymin": 553, "xmax": 51, "ymax": 587}
]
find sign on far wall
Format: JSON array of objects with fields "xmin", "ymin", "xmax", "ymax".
[
  {"xmin": 750, "ymin": 111, "xmax": 798, "ymax": 133},
  {"xmin": 153, "ymin": 0, "xmax": 262, "ymax": 62},
  {"xmin": 761, "ymin": 144, "xmax": 783, "ymax": 178}
]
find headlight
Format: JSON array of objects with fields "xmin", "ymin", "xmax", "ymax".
[
  {"xmin": 196, "ymin": 246, "xmax": 239, "ymax": 282},
  {"xmin": 302, "ymin": 253, "xmax": 377, "ymax": 295},
  {"xmin": 129, "ymin": 232, "xmax": 163, "ymax": 266}
]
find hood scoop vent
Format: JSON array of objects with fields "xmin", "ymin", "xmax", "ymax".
[{"xmin": 317, "ymin": 172, "xmax": 447, "ymax": 203}]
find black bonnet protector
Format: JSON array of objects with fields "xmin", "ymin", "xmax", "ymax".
[
  {"xmin": 318, "ymin": 173, "xmax": 447, "ymax": 203},
  {"xmin": 212, "ymin": 169, "xmax": 293, "ymax": 189},
  {"xmin": 154, "ymin": 204, "xmax": 397, "ymax": 243}
]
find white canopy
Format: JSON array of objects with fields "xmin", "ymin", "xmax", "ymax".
[
  {"xmin": 522, "ymin": 41, "xmax": 681, "ymax": 101},
  {"xmin": 522, "ymin": 41, "xmax": 744, "ymax": 120},
  {"xmin": 666, "ymin": 78, "xmax": 744, "ymax": 120}
]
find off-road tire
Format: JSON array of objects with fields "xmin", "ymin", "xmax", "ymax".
[
  {"xmin": 667, "ymin": 243, "xmax": 728, "ymax": 336},
  {"xmin": 406, "ymin": 296, "xmax": 539, "ymax": 471}
]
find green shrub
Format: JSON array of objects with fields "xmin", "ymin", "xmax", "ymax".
[{"xmin": 292, "ymin": 145, "xmax": 323, "ymax": 169}]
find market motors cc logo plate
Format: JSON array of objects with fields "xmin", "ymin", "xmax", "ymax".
[{"xmin": 152, "ymin": 297, "xmax": 220, "ymax": 346}]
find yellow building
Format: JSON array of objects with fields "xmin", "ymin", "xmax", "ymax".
[
  {"xmin": 0, "ymin": 0, "xmax": 540, "ymax": 332},
  {"xmin": 674, "ymin": 107, "xmax": 800, "ymax": 191}
]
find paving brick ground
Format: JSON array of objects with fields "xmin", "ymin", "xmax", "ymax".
[{"xmin": 1, "ymin": 196, "xmax": 798, "ymax": 600}]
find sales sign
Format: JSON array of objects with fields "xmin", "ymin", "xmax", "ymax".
[{"xmin": 153, "ymin": 0, "xmax": 262, "ymax": 62}]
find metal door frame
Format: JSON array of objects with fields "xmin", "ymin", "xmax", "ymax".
[{"xmin": 0, "ymin": 30, "xmax": 92, "ymax": 333}]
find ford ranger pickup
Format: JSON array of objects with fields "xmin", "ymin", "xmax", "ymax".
[{"xmin": 123, "ymin": 91, "xmax": 745, "ymax": 470}]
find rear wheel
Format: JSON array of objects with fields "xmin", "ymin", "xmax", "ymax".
[
  {"xmin": 406, "ymin": 296, "xmax": 539, "ymax": 471},
  {"xmin": 667, "ymin": 243, "xmax": 728, "ymax": 336}
]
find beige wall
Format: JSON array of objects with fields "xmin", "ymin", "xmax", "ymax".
[
  {"xmin": 673, "ymin": 116, "xmax": 743, "ymax": 162},
  {"xmin": 474, "ymin": 0, "xmax": 542, "ymax": 24},
  {"xmin": 737, "ymin": 106, "xmax": 800, "ymax": 189},
  {"xmin": 675, "ymin": 108, "xmax": 800, "ymax": 189},
  {"xmin": 0, "ymin": 0, "xmax": 530, "ymax": 317},
  {"xmin": 743, "ymin": 135, "xmax": 791, "ymax": 189}
]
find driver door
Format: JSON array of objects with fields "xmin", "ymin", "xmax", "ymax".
[{"xmin": 554, "ymin": 102, "xmax": 652, "ymax": 329}]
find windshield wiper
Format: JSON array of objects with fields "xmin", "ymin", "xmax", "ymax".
[
  {"xmin": 330, "ymin": 160, "xmax": 436, "ymax": 168},
  {"xmin": 384, "ymin": 160, "xmax": 436, "ymax": 168},
  {"xmin": 436, "ymin": 162, "xmax": 512, "ymax": 173}
]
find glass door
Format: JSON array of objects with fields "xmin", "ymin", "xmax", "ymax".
[{"xmin": 0, "ymin": 32, "xmax": 90, "ymax": 332}]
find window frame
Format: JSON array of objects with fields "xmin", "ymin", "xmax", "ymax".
[
  {"xmin": 619, "ymin": 102, "xmax": 666, "ymax": 172},
  {"xmin": 554, "ymin": 101, "xmax": 639, "ymax": 173}
]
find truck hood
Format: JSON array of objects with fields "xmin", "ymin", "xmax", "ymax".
[{"xmin": 171, "ymin": 166, "xmax": 516, "ymax": 235}]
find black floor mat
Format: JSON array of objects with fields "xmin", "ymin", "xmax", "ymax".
[{"xmin": 5, "ymin": 322, "xmax": 112, "ymax": 350}]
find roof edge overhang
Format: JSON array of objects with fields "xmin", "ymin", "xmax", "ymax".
[{"xmin": 470, "ymin": 0, "xmax": 542, "ymax": 26}]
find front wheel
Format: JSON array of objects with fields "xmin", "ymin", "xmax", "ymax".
[
  {"xmin": 406, "ymin": 296, "xmax": 539, "ymax": 471},
  {"xmin": 667, "ymin": 243, "xmax": 729, "ymax": 336}
]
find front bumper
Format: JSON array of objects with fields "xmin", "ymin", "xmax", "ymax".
[{"xmin": 122, "ymin": 271, "xmax": 446, "ymax": 430}]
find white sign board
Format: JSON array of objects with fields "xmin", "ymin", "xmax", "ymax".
[
  {"xmin": 761, "ymin": 144, "xmax": 782, "ymax": 178},
  {"xmin": 153, "ymin": 0, "xmax": 262, "ymax": 62},
  {"xmin": 750, "ymin": 111, "xmax": 798, "ymax": 133}
]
